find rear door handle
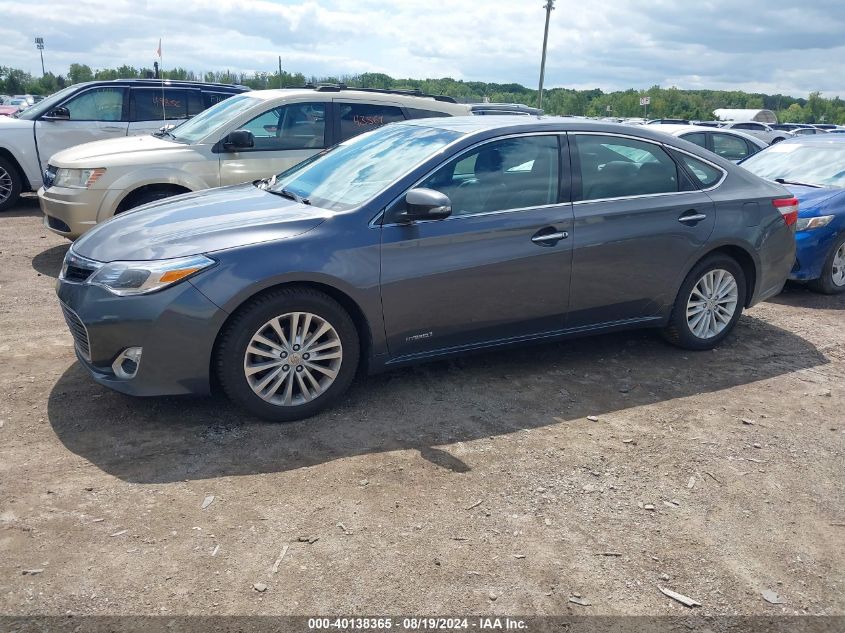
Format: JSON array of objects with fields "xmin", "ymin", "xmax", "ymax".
[
  {"xmin": 531, "ymin": 229, "xmax": 569, "ymax": 245},
  {"xmin": 678, "ymin": 211, "xmax": 707, "ymax": 224}
]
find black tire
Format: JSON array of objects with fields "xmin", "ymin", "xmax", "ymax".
[
  {"xmin": 215, "ymin": 287, "xmax": 360, "ymax": 422},
  {"xmin": 0, "ymin": 156, "xmax": 22, "ymax": 212},
  {"xmin": 771, "ymin": 137, "xmax": 785, "ymax": 144},
  {"xmin": 662, "ymin": 254, "xmax": 747, "ymax": 350},
  {"xmin": 118, "ymin": 188, "xmax": 183, "ymax": 214},
  {"xmin": 808, "ymin": 233, "xmax": 845, "ymax": 295}
]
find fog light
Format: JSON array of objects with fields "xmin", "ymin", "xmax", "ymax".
[{"xmin": 112, "ymin": 347, "xmax": 142, "ymax": 379}]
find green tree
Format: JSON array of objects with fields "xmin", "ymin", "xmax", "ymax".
[{"xmin": 68, "ymin": 63, "xmax": 94, "ymax": 85}]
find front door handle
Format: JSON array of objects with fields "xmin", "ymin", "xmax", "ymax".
[
  {"xmin": 678, "ymin": 211, "xmax": 708, "ymax": 224},
  {"xmin": 531, "ymin": 229, "xmax": 569, "ymax": 245}
]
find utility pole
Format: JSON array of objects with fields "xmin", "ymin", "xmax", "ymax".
[
  {"xmin": 35, "ymin": 37, "xmax": 45, "ymax": 76},
  {"xmin": 537, "ymin": 0, "xmax": 555, "ymax": 110},
  {"xmin": 279, "ymin": 56, "xmax": 283, "ymax": 89}
]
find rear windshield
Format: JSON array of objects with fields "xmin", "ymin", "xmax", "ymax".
[{"xmin": 742, "ymin": 142, "xmax": 845, "ymax": 188}]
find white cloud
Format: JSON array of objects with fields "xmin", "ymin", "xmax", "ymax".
[{"xmin": 1, "ymin": 0, "xmax": 843, "ymax": 97}]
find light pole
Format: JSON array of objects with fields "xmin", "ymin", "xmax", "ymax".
[
  {"xmin": 35, "ymin": 37, "xmax": 45, "ymax": 76},
  {"xmin": 537, "ymin": 0, "xmax": 555, "ymax": 110}
]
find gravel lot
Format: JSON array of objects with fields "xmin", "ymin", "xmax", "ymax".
[{"xmin": 1, "ymin": 195, "xmax": 843, "ymax": 617}]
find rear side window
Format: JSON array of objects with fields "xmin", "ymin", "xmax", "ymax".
[
  {"xmin": 678, "ymin": 154, "xmax": 723, "ymax": 188},
  {"xmin": 712, "ymin": 133, "xmax": 751, "ymax": 161},
  {"xmin": 573, "ymin": 135, "xmax": 679, "ymax": 201},
  {"xmin": 405, "ymin": 107, "xmax": 452, "ymax": 120},
  {"xmin": 680, "ymin": 132, "xmax": 707, "ymax": 149},
  {"xmin": 338, "ymin": 103, "xmax": 405, "ymax": 141},
  {"xmin": 204, "ymin": 92, "xmax": 234, "ymax": 108},
  {"xmin": 131, "ymin": 88, "xmax": 199, "ymax": 121}
]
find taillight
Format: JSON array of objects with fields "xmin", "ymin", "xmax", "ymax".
[{"xmin": 773, "ymin": 197, "xmax": 799, "ymax": 226}]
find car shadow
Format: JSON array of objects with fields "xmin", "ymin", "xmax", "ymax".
[
  {"xmin": 4, "ymin": 195, "xmax": 41, "ymax": 217},
  {"xmin": 766, "ymin": 281, "xmax": 845, "ymax": 310},
  {"xmin": 47, "ymin": 315, "xmax": 829, "ymax": 484},
  {"xmin": 32, "ymin": 243, "xmax": 70, "ymax": 278}
]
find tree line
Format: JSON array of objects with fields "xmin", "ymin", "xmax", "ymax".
[{"xmin": 2, "ymin": 64, "xmax": 843, "ymax": 124}]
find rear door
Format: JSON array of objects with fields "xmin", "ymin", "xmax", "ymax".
[
  {"xmin": 127, "ymin": 87, "xmax": 202, "ymax": 136},
  {"xmin": 566, "ymin": 132, "xmax": 716, "ymax": 327},
  {"xmin": 379, "ymin": 133, "xmax": 574, "ymax": 359},
  {"xmin": 217, "ymin": 101, "xmax": 328, "ymax": 185},
  {"xmin": 34, "ymin": 86, "xmax": 128, "ymax": 173}
]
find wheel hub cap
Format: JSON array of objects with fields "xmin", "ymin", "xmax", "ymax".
[{"xmin": 686, "ymin": 268, "xmax": 739, "ymax": 340}]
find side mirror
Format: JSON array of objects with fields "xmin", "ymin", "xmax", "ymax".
[
  {"xmin": 159, "ymin": 123, "xmax": 176, "ymax": 134},
  {"xmin": 391, "ymin": 188, "xmax": 452, "ymax": 223},
  {"xmin": 44, "ymin": 106, "xmax": 70, "ymax": 120},
  {"xmin": 223, "ymin": 129, "xmax": 254, "ymax": 150}
]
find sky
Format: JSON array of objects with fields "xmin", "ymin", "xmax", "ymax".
[{"xmin": 1, "ymin": 0, "xmax": 844, "ymax": 98}]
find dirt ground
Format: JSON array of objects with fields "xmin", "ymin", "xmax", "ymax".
[{"xmin": 0, "ymin": 195, "xmax": 843, "ymax": 618}]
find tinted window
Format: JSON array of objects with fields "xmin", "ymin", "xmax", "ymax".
[
  {"xmin": 204, "ymin": 92, "xmax": 234, "ymax": 108},
  {"xmin": 131, "ymin": 88, "xmax": 197, "ymax": 121},
  {"xmin": 240, "ymin": 102, "xmax": 326, "ymax": 150},
  {"xmin": 63, "ymin": 87, "xmax": 125, "ymax": 121},
  {"xmin": 405, "ymin": 107, "xmax": 452, "ymax": 120},
  {"xmin": 574, "ymin": 135, "xmax": 678, "ymax": 201},
  {"xmin": 678, "ymin": 154, "xmax": 723, "ymax": 188},
  {"xmin": 680, "ymin": 132, "xmax": 707, "ymax": 149},
  {"xmin": 712, "ymin": 133, "xmax": 751, "ymax": 161},
  {"xmin": 338, "ymin": 103, "xmax": 404, "ymax": 140},
  {"xmin": 418, "ymin": 135, "xmax": 560, "ymax": 216}
]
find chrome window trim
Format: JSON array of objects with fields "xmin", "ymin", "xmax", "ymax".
[
  {"xmin": 570, "ymin": 130, "xmax": 728, "ymax": 199},
  {"xmin": 373, "ymin": 131, "xmax": 568, "ymax": 228}
]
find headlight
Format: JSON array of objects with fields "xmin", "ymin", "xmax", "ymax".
[
  {"xmin": 796, "ymin": 215, "xmax": 835, "ymax": 231},
  {"xmin": 53, "ymin": 167, "xmax": 106, "ymax": 189},
  {"xmin": 87, "ymin": 255, "xmax": 215, "ymax": 296}
]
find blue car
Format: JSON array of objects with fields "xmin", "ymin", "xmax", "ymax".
[{"xmin": 742, "ymin": 136, "xmax": 845, "ymax": 293}]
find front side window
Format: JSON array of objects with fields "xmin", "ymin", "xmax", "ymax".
[
  {"xmin": 62, "ymin": 87, "xmax": 125, "ymax": 121},
  {"xmin": 269, "ymin": 123, "xmax": 461, "ymax": 211},
  {"xmin": 416, "ymin": 135, "xmax": 560, "ymax": 216},
  {"xmin": 574, "ymin": 135, "xmax": 679, "ymax": 201},
  {"xmin": 131, "ymin": 88, "xmax": 200, "ymax": 121},
  {"xmin": 338, "ymin": 103, "xmax": 405, "ymax": 141},
  {"xmin": 240, "ymin": 102, "xmax": 326, "ymax": 150},
  {"xmin": 712, "ymin": 133, "xmax": 751, "ymax": 161},
  {"xmin": 169, "ymin": 94, "xmax": 261, "ymax": 144}
]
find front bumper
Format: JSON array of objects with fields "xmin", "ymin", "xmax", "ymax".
[
  {"xmin": 56, "ymin": 276, "xmax": 229, "ymax": 396},
  {"xmin": 789, "ymin": 228, "xmax": 838, "ymax": 281},
  {"xmin": 39, "ymin": 185, "xmax": 121, "ymax": 239}
]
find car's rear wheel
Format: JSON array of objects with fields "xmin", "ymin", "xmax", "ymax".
[
  {"xmin": 663, "ymin": 254, "xmax": 746, "ymax": 350},
  {"xmin": 0, "ymin": 156, "xmax": 22, "ymax": 212},
  {"xmin": 808, "ymin": 233, "xmax": 845, "ymax": 294},
  {"xmin": 216, "ymin": 287, "xmax": 360, "ymax": 422}
]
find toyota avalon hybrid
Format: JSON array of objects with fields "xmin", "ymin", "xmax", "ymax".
[{"xmin": 57, "ymin": 117, "xmax": 797, "ymax": 421}]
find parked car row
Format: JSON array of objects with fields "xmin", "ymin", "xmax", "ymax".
[{"xmin": 1, "ymin": 79, "xmax": 841, "ymax": 422}]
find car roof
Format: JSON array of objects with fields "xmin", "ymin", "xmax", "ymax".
[
  {"xmin": 72, "ymin": 79, "xmax": 248, "ymax": 91},
  {"xmin": 779, "ymin": 134, "xmax": 845, "ymax": 144},
  {"xmin": 647, "ymin": 124, "xmax": 766, "ymax": 145},
  {"xmin": 240, "ymin": 88, "xmax": 471, "ymax": 113}
]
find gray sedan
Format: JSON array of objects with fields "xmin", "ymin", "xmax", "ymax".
[{"xmin": 57, "ymin": 117, "xmax": 797, "ymax": 421}]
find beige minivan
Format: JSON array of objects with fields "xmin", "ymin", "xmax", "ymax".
[{"xmin": 39, "ymin": 87, "xmax": 470, "ymax": 238}]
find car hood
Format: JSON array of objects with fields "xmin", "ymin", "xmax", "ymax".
[
  {"xmin": 72, "ymin": 183, "xmax": 331, "ymax": 262},
  {"xmin": 50, "ymin": 134, "xmax": 193, "ymax": 166},
  {"xmin": 0, "ymin": 114, "xmax": 32, "ymax": 130},
  {"xmin": 783, "ymin": 184, "xmax": 845, "ymax": 217}
]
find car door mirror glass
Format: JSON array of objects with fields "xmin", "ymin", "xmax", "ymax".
[
  {"xmin": 44, "ymin": 106, "xmax": 70, "ymax": 120},
  {"xmin": 391, "ymin": 188, "xmax": 452, "ymax": 223},
  {"xmin": 223, "ymin": 129, "xmax": 255, "ymax": 150}
]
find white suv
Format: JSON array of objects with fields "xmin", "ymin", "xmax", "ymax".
[
  {"xmin": 718, "ymin": 121, "xmax": 791, "ymax": 145},
  {"xmin": 40, "ymin": 87, "xmax": 470, "ymax": 238}
]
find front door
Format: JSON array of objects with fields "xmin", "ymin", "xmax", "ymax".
[
  {"xmin": 217, "ymin": 101, "xmax": 328, "ymax": 186},
  {"xmin": 34, "ymin": 86, "xmax": 129, "ymax": 175},
  {"xmin": 380, "ymin": 134, "xmax": 574, "ymax": 360},
  {"xmin": 566, "ymin": 133, "xmax": 716, "ymax": 327}
]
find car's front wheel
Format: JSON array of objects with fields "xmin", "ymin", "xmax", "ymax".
[
  {"xmin": 216, "ymin": 287, "xmax": 360, "ymax": 422},
  {"xmin": 663, "ymin": 254, "xmax": 746, "ymax": 350},
  {"xmin": 808, "ymin": 233, "xmax": 845, "ymax": 294}
]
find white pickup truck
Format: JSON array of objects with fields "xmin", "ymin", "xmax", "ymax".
[{"xmin": 0, "ymin": 79, "xmax": 246, "ymax": 211}]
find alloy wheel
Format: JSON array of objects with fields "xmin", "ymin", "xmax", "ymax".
[
  {"xmin": 0, "ymin": 165, "xmax": 12, "ymax": 204},
  {"xmin": 243, "ymin": 311, "xmax": 343, "ymax": 406},
  {"xmin": 686, "ymin": 268, "xmax": 739, "ymax": 339},
  {"xmin": 832, "ymin": 243, "xmax": 845, "ymax": 287}
]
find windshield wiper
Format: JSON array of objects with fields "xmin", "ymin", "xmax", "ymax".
[{"xmin": 775, "ymin": 178, "xmax": 821, "ymax": 188}]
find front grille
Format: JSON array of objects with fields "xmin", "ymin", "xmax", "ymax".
[{"xmin": 60, "ymin": 303, "xmax": 91, "ymax": 361}]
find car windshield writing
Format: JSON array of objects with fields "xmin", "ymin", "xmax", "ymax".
[
  {"xmin": 269, "ymin": 124, "xmax": 462, "ymax": 211},
  {"xmin": 742, "ymin": 143, "xmax": 845, "ymax": 188}
]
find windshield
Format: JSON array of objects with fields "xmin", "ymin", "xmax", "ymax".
[
  {"xmin": 742, "ymin": 141, "xmax": 845, "ymax": 188},
  {"xmin": 16, "ymin": 84, "xmax": 79, "ymax": 120},
  {"xmin": 169, "ymin": 94, "xmax": 260, "ymax": 144},
  {"xmin": 268, "ymin": 123, "xmax": 462, "ymax": 211}
]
